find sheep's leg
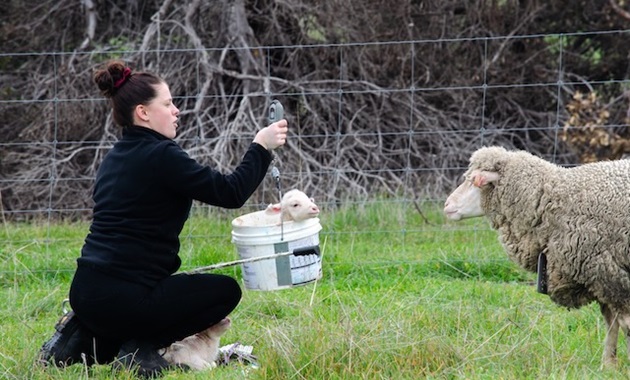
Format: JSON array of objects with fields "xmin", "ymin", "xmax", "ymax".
[
  {"xmin": 614, "ymin": 312, "xmax": 630, "ymax": 363},
  {"xmin": 600, "ymin": 304, "xmax": 619, "ymax": 366}
]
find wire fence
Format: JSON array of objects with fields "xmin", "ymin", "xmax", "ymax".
[{"xmin": 2, "ymin": 29, "xmax": 630, "ymax": 273}]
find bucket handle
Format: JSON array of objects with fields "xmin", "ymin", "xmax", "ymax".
[
  {"xmin": 184, "ymin": 245, "xmax": 320, "ymax": 274},
  {"xmin": 292, "ymin": 245, "xmax": 320, "ymax": 257}
]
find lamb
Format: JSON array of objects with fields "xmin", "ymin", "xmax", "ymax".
[
  {"xmin": 443, "ymin": 146, "xmax": 630, "ymax": 366},
  {"xmin": 160, "ymin": 317, "xmax": 231, "ymax": 370},
  {"xmin": 263, "ymin": 189, "xmax": 320, "ymax": 223}
]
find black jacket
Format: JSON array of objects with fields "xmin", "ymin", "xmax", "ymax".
[{"xmin": 77, "ymin": 126, "xmax": 273, "ymax": 286}]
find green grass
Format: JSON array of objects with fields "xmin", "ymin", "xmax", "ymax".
[{"xmin": 1, "ymin": 201, "xmax": 629, "ymax": 379}]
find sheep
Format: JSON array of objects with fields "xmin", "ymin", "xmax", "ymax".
[
  {"xmin": 231, "ymin": 189, "xmax": 320, "ymax": 227},
  {"xmin": 263, "ymin": 189, "xmax": 320, "ymax": 223},
  {"xmin": 160, "ymin": 317, "xmax": 231, "ymax": 371},
  {"xmin": 443, "ymin": 146, "xmax": 630, "ymax": 366}
]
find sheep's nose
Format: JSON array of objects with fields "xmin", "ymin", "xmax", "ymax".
[{"xmin": 443, "ymin": 201, "xmax": 455, "ymax": 214}]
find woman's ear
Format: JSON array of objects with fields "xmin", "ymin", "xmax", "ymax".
[{"xmin": 134, "ymin": 104, "xmax": 149, "ymax": 122}]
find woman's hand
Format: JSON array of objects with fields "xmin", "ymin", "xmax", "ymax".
[{"xmin": 253, "ymin": 119, "xmax": 288, "ymax": 150}]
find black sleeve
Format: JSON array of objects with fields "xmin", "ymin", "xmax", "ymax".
[{"xmin": 159, "ymin": 141, "xmax": 273, "ymax": 208}]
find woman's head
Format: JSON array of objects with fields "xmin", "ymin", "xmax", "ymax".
[{"xmin": 93, "ymin": 60, "xmax": 180, "ymax": 138}]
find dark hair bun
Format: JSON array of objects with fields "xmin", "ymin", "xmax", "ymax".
[{"xmin": 93, "ymin": 60, "xmax": 127, "ymax": 97}]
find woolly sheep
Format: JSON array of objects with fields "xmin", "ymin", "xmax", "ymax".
[
  {"xmin": 443, "ymin": 146, "xmax": 630, "ymax": 366},
  {"xmin": 264, "ymin": 189, "xmax": 320, "ymax": 223},
  {"xmin": 161, "ymin": 317, "xmax": 231, "ymax": 370}
]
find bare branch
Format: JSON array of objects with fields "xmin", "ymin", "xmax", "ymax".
[{"xmin": 609, "ymin": 0, "xmax": 630, "ymax": 21}]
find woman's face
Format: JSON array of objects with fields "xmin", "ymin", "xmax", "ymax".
[{"xmin": 143, "ymin": 82, "xmax": 180, "ymax": 139}]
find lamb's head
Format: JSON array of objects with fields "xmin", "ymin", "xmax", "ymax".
[
  {"xmin": 265, "ymin": 189, "xmax": 320, "ymax": 222},
  {"xmin": 444, "ymin": 169, "xmax": 500, "ymax": 220},
  {"xmin": 199, "ymin": 317, "xmax": 231, "ymax": 340}
]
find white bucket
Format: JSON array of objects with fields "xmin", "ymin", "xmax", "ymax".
[{"xmin": 231, "ymin": 210, "xmax": 323, "ymax": 291}]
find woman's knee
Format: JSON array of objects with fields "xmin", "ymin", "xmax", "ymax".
[{"xmin": 221, "ymin": 275, "xmax": 242, "ymax": 306}]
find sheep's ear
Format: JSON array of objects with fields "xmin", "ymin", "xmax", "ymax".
[
  {"xmin": 265, "ymin": 203, "xmax": 281, "ymax": 213},
  {"xmin": 471, "ymin": 170, "xmax": 500, "ymax": 187}
]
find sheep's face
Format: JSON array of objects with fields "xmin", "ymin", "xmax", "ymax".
[
  {"xmin": 444, "ymin": 169, "xmax": 499, "ymax": 220},
  {"xmin": 284, "ymin": 192, "xmax": 320, "ymax": 221},
  {"xmin": 266, "ymin": 190, "xmax": 320, "ymax": 222}
]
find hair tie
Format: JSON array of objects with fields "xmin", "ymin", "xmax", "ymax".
[{"xmin": 114, "ymin": 67, "xmax": 132, "ymax": 89}]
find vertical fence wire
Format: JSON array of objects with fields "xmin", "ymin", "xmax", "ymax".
[{"xmin": 552, "ymin": 34, "xmax": 565, "ymax": 164}]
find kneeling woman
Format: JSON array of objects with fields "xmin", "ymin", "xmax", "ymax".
[{"xmin": 39, "ymin": 60, "xmax": 288, "ymax": 377}]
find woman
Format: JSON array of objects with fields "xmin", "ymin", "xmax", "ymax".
[{"xmin": 38, "ymin": 60, "xmax": 287, "ymax": 377}]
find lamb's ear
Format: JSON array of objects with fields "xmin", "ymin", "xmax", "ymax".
[
  {"xmin": 471, "ymin": 170, "xmax": 500, "ymax": 187},
  {"xmin": 265, "ymin": 203, "xmax": 282, "ymax": 213}
]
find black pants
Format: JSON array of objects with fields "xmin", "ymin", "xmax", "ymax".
[{"xmin": 69, "ymin": 266, "xmax": 241, "ymax": 349}]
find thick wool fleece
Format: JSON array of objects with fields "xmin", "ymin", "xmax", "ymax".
[{"xmin": 467, "ymin": 146, "xmax": 630, "ymax": 311}]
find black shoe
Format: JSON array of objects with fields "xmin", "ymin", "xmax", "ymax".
[
  {"xmin": 38, "ymin": 310, "xmax": 91, "ymax": 367},
  {"xmin": 38, "ymin": 310, "xmax": 120, "ymax": 367},
  {"xmin": 113, "ymin": 340, "xmax": 176, "ymax": 379}
]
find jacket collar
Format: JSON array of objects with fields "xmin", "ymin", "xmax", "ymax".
[{"xmin": 122, "ymin": 125, "xmax": 170, "ymax": 141}]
